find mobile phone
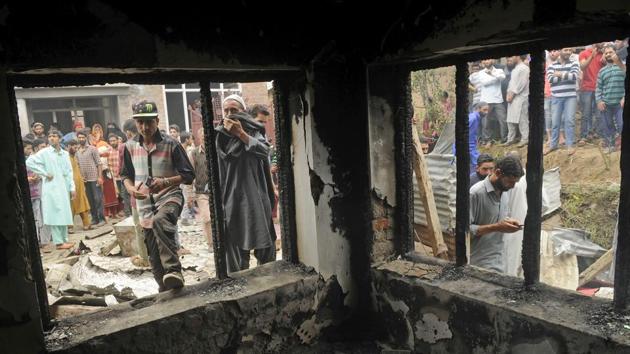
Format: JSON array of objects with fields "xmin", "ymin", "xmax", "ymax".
[{"xmin": 145, "ymin": 176, "xmax": 154, "ymax": 187}]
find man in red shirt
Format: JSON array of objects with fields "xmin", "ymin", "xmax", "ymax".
[{"xmin": 578, "ymin": 43, "xmax": 606, "ymax": 144}]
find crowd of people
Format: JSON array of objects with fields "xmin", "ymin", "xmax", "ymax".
[
  {"xmin": 23, "ymin": 94, "xmax": 279, "ymax": 292},
  {"xmin": 460, "ymin": 39, "xmax": 627, "ymax": 172}
]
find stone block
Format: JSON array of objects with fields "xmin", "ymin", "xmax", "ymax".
[{"xmin": 112, "ymin": 216, "xmax": 138, "ymax": 257}]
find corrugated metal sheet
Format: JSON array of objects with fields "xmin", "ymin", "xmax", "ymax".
[
  {"xmin": 413, "ymin": 154, "xmax": 457, "ymax": 232},
  {"xmin": 413, "ymin": 156, "xmax": 562, "ymax": 231}
]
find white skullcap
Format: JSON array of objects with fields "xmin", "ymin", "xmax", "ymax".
[{"xmin": 222, "ymin": 94, "xmax": 247, "ymax": 111}]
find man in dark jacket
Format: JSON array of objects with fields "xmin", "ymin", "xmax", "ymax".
[{"xmin": 217, "ymin": 94, "xmax": 277, "ymax": 273}]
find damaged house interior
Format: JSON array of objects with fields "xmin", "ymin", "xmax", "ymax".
[{"xmin": 2, "ymin": 1, "xmax": 630, "ymax": 353}]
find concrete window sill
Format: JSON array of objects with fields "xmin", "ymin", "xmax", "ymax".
[
  {"xmin": 46, "ymin": 261, "xmax": 318, "ymax": 353},
  {"xmin": 371, "ymin": 252, "xmax": 630, "ymax": 352}
]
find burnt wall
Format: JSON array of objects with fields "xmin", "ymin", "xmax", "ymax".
[
  {"xmin": 372, "ymin": 257, "xmax": 630, "ymax": 353},
  {"xmin": 0, "ymin": 72, "xmax": 45, "ymax": 353},
  {"xmin": 306, "ymin": 55, "xmax": 373, "ymax": 316},
  {"xmin": 368, "ymin": 66, "xmax": 414, "ymax": 261}
]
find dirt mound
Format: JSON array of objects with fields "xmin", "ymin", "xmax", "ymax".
[
  {"xmin": 479, "ymin": 143, "xmax": 621, "ymax": 186},
  {"xmin": 479, "ymin": 142, "xmax": 621, "ymax": 248}
]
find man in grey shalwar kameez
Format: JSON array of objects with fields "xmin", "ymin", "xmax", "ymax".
[
  {"xmin": 217, "ymin": 95, "xmax": 277, "ymax": 273},
  {"xmin": 505, "ymin": 55, "xmax": 530, "ymax": 147}
]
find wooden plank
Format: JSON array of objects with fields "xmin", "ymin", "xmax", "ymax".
[
  {"xmin": 85, "ymin": 227, "xmax": 114, "ymax": 239},
  {"xmin": 49, "ymin": 304, "xmax": 106, "ymax": 320},
  {"xmin": 411, "ymin": 125, "xmax": 448, "ymax": 259},
  {"xmin": 579, "ymin": 249, "xmax": 614, "ymax": 287}
]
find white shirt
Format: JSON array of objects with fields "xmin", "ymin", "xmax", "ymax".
[{"xmin": 476, "ymin": 67, "xmax": 506, "ymax": 104}]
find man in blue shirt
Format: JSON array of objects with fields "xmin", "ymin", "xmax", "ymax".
[{"xmin": 453, "ymin": 101, "xmax": 489, "ymax": 173}]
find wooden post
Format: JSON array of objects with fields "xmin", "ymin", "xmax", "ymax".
[
  {"xmin": 412, "ymin": 125, "xmax": 448, "ymax": 259},
  {"xmin": 579, "ymin": 249, "xmax": 614, "ymax": 287},
  {"xmin": 523, "ymin": 49, "xmax": 545, "ymax": 287},
  {"xmin": 455, "ymin": 62, "xmax": 470, "ymax": 266},
  {"xmin": 200, "ymin": 81, "xmax": 228, "ymax": 280},
  {"xmin": 613, "ymin": 58, "xmax": 630, "ymax": 310}
]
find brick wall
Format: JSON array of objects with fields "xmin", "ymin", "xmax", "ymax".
[
  {"xmin": 241, "ymin": 82, "xmax": 276, "ymax": 142},
  {"xmin": 118, "ymin": 85, "xmax": 168, "ymax": 130}
]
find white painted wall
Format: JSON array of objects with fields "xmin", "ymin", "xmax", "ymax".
[
  {"xmin": 368, "ymin": 96, "xmax": 396, "ymax": 206},
  {"xmin": 292, "ymin": 79, "xmax": 356, "ymax": 307},
  {"xmin": 16, "ymin": 98, "xmax": 28, "ymax": 136}
]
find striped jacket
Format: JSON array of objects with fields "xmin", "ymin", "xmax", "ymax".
[
  {"xmin": 596, "ymin": 64, "xmax": 626, "ymax": 105},
  {"xmin": 546, "ymin": 60, "xmax": 579, "ymax": 98},
  {"xmin": 120, "ymin": 131, "xmax": 194, "ymax": 228}
]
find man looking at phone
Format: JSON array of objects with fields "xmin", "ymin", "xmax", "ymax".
[
  {"xmin": 120, "ymin": 100, "xmax": 194, "ymax": 291},
  {"xmin": 469, "ymin": 155, "xmax": 524, "ymax": 273}
]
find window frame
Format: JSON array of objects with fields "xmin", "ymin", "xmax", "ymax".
[{"xmin": 8, "ymin": 73, "xmax": 296, "ymax": 330}]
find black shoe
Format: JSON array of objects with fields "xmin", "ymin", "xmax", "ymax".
[{"xmin": 163, "ymin": 272, "xmax": 184, "ymax": 290}]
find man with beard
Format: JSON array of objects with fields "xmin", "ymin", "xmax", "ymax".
[
  {"xmin": 578, "ymin": 43, "xmax": 606, "ymax": 144},
  {"xmin": 26, "ymin": 130, "xmax": 76, "ymax": 249},
  {"xmin": 476, "ymin": 59, "xmax": 507, "ymax": 145},
  {"xmin": 596, "ymin": 44, "xmax": 626, "ymax": 153},
  {"xmin": 469, "ymin": 155, "xmax": 524, "ymax": 273},
  {"xmin": 24, "ymin": 122, "xmax": 47, "ymax": 141},
  {"xmin": 501, "ymin": 56, "xmax": 516, "ymax": 111},
  {"xmin": 505, "ymin": 55, "xmax": 530, "ymax": 147},
  {"xmin": 469, "ymin": 153, "xmax": 495, "ymax": 189},
  {"xmin": 216, "ymin": 94, "xmax": 277, "ymax": 273}
]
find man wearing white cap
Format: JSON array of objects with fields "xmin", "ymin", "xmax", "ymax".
[{"xmin": 216, "ymin": 94, "xmax": 277, "ymax": 273}]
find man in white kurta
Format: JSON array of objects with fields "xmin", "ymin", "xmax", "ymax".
[
  {"xmin": 26, "ymin": 130, "xmax": 75, "ymax": 249},
  {"xmin": 506, "ymin": 55, "xmax": 530, "ymax": 147}
]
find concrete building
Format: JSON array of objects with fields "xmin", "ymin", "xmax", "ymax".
[{"xmin": 15, "ymin": 82, "xmax": 274, "ymax": 140}]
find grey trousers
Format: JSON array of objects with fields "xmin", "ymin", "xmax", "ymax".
[
  {"xmin": 482, "ymin": 103, "xmax": 507, "ymax": 142},
  {"xmin": 31, "ymin": 198, "xmax": 52, "ymax": 244},
  {"xmin": 226, "ymin": 239, "xmax": 276, "ymax": 274},
  {"xmin": 143, "ymin": 202, "xmax": 182, "ymax": 290}
]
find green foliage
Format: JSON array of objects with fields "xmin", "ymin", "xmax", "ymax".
[
  {"xmin": 560, "ymin": 184, "xmax": 620, "ymax": 249},
  {"xmin": 410, "ymin": 67, "xmax": 456, "ymax": 134}
]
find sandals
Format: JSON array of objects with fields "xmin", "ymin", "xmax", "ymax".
[{"xmin": 55, "ymin": 242, "xmax": 75, "ymax": 250}]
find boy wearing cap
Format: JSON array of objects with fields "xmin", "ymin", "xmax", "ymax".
[{"xmin": 120, "ymin": 100, "xmax": 194, "ymax": 291}]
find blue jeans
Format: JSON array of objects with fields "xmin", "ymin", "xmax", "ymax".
[
  {"xmin": 551, "ymin": 96, "xmax": 577, "ymax": 149},
  {"xmin": 579, "ymin": 91, "xmax": 596, "ymax": 139},
  {"xmin": 600, "ymin": 104, "xmax": 622, "ymax": 148},
  {"xmin": 544, "ymin": 97, "xmax": 552, "ymax": 131}
]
